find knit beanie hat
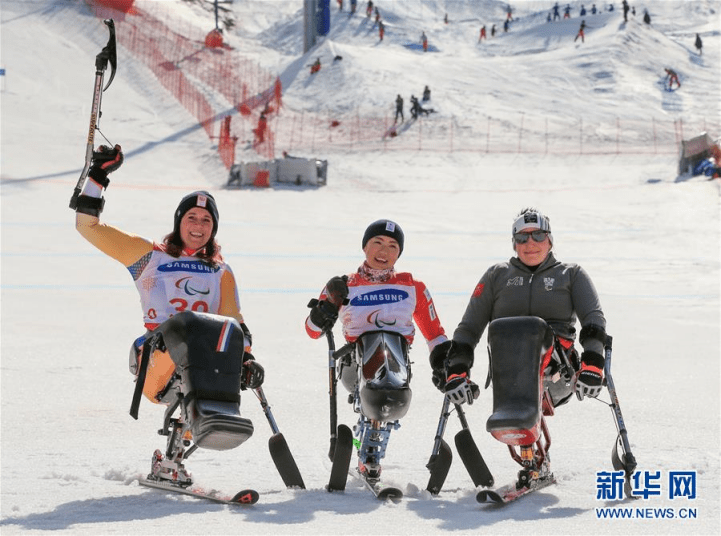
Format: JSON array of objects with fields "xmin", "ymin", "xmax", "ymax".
[
  {"xmin": 174, "ymin": 191, "xmax": 219, "ymax": 237},
  {"xmin": 362, "ymin": 219, "xmax": 404, "ymax": 256}
]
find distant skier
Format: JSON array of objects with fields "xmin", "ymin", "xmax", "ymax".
[
  {"xmin": 444, "ymin": 13, "xmax": 448, "ymax": 24},
  {"xmin": 664, "ymin": 68, "xmax": 681, "ymax": 90},
  {"xmin": 503, "ymin": 19, "xmax": 510, "ymax": 32},
  {"xmin": 622, "ymin": 0, "xmax": 629, "ymax": 22},
  {"xmin": 366, "ymin": 0, "xmax": 373, "ymax": 18},
  {"xmin": 695, "ymin": 33, "xmax": 703, "ymax": 55},
  {"xmin": 337, "ymin": 0, "xmax": 343, "ymax": 11},
  {"xmin": 506, "ymin": 5, "xmax": 513, "ymax": 21},
  {"xmin": 394, "ymin": 94, "xmax": 404, "ymax": 123},
  {"xmin": 378, "ymin": 19, "xmax": 385, "ymax": 41},
  {"xmin": 574, "ymin": 20, "xmax": 586, "ymax": 42},
  {"xmin": 564, "ymin": 4, "xmax": 571, "ymax": 18},
  {"xmin": 580, "ymin": 4, "xmax": 587, "ymax": 16},
  {"xmin": 491, "ymin": 24, "xmax": 497, "ymax": 37},
  {"xmin": 608, "ymin": 3, "xmax": 614, "ymax": 11},
  {"xmin": 310, "ymin": 57, "xmax": 321, "ymax": 74},
  {"xmin": 591, "ymin": 3, "xmax": 597, "ymax": 14},
  {"xmin": 421, "ymin": 31, "xmax": 428, "ymax": 52},
  {"xmin": 422, "ymin": 85, "xmax": 431, "ymax": 102},
  {"xmin": 643, "ymin": 9, "xmax": 651, "ymax": 25},
  {"xmin": 350, "ymin": 0, "xmax": 357, "ymax": 14},
  {"xmin": 479, "ymin": 25, "xmax": 487, "ymax": 42}
]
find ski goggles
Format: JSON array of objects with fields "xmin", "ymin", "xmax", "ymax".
[{"xmin": 513, "ymin": 230, "xmax": 549, "ymax": 244}]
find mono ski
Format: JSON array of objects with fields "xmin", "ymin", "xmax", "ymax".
[
  {"xmin": 139, "ymin": 477, "xmax": 259, "ymax": 505},
  {"xmin": 476, "ymin": 474, "xmax": 556, "ymax": 505}
]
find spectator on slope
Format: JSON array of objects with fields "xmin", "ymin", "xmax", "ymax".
[
  {"xmin": 643, "ymin": 9, "xmax": 651, "ymax": 24},
  {"xmin": 564, "ymin": 4, "xmax": 571, "ymax": 18},
  {"xmin": 580, "ymin": 5, "xmax": 587, "ymax": 16},
  {"xmin": 553, "ymin": 2, "xmax": 561, "ymax": 20},
  {"xmin": 254, "ymin": 112, "xmax": 267, "ymax": 144},
  {"xmin": 622, "ymin": 0, "xmax": 630, "ymax": 22},
  {"xmin": 394, "ymin": 94, "xmax": 404, "ymax": 123},
  {"xmin": 695, "ymin": 33, "xmax": 703, "ymax": 55},
  {"xmin": 479, "ymin": 24, "xmax": 487, "ymax": 41},
  {"xmin": 422, "ymin": 85, "xmax": 431, "ymax": 102},
  {"xmin": 591, "ymin": 4, "xmax": 597, "ymax": 15},
  {"xmin": 491, "ymin": 24, "xmax": 497, "ymax": 37}
]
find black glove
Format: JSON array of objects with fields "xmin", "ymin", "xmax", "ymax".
[
  {"xmin": 429, "ymin": 340, "xmax": 452, "ymax": 391},
  {"xmin": 575, "ymin": 350, "xmax": 604, "ymax": 400},
  {"xmin": 88, "ymin": 144, "xmax": 123, "ymax": 187},
  {"xmin": 241, "ymin": 353, "xmax": 264, "ymax": 390},
  {"xmin": 325, "ymin": 275, "xmax": 349, "ymax": 307},
  {"xmin": 307, "ymin": 298, "xmax": 340, "ymax": 333}
]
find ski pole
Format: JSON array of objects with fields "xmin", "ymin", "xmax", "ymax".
[
  {"xmin": 603, "ymin": 336, "xmax": 637, "ymax": 494},
  {"xmin": 326, "ymin": 330, "xmax": 339, "ymax": 460},
  {"xmin": 69, "ymin": 19, "xmax": 117, "ymax": 210},
  {"xmin": 253, "ymin": 387, "xmax": 306, "ymax": 489},
  {"xmin": 325, "ymin": 331, "xmax": 353, "ymax": 460}
]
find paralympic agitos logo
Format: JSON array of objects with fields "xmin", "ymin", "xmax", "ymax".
[{"xmin": 174, "ymin": 276, "xmax": 210, "ymax": 296}]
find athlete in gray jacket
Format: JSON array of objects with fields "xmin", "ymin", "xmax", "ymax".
[{"xmin": 429, "ymin": 208, "xmax": 607, "ymax": 405}]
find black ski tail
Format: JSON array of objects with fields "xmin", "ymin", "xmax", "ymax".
[
  {"xmin": 455, "ymin": 428, "xmax": 494, "ymax": 488},
  {"xmin": 268, "ymin": 433, "xmax": 305, "ymax": 489},
  {"xmin": 254, "ymin": 387, "xmax": 306, "ymax": 489},
  {"xmin": 426, "ymin": 439, "xmax": 452, "ymax": 495},
  {"xmin": 454, "ymin": 404, "xmax": 494, "ymax": 487},
  {"xmin": 327, "ymin": 424, "xmax": 354, "ymax": 491}
]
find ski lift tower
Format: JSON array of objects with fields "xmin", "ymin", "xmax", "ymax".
[{"xmin": 304, "ymin": 0, "xmax": 331, "ymax": 53}]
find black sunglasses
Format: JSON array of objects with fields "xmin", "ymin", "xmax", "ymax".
[{"xmin": 513, "ymin": 230, "xmax": 549, "ymax": 244}]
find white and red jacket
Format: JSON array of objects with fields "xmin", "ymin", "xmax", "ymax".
[{"xmin": 306, "ymin": 270, "xmax": 448, "ymax": 351}]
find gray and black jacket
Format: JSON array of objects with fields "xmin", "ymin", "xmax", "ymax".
[{"xmin": 453, "ymin": 253, "xmax": 605, "ymax": 355}]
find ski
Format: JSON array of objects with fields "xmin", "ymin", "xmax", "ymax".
[
  {"xmin": 476, "ymin": 474, "xmax": 556, "ymax": 505},
  {"xmin": 327, "ymin": 424, "xmax": 354, "ymax": 491},
  {"xmin": 350, "ymin": 468, "xmax": 403, "ymax": 501},
  {"xmin": 139, "ymin": 477, "xmax": 259, "ymax": 505}
]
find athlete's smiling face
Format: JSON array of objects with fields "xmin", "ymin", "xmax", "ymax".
[
  {"xmin": 180, "ymin": 207, "xmax": 214, "ymax": 251},
  {"xmin": 363, "ymin": 235, "xmax": 400, "ymax": 270}
]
